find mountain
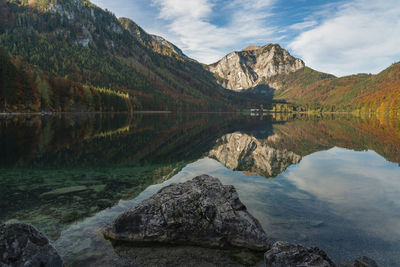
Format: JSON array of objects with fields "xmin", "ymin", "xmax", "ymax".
[
  {"xmin": 208, "ymin": 44, "xmax": 305, "ymax": 92},
  {"xmin": 210, "ymin": 42, "xmax": 399, "ymax": 115},
  {"xmin": 0, "ymin": 0, "xmax": 264, "ymax": 112}
]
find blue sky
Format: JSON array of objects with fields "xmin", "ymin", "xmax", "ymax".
[{"xmin": 91, "ymin": 0, "xmax": 400, "ymax": 76}]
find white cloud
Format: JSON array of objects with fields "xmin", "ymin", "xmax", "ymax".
[
  {"xmin": 151, "ymin": 0, "xmax": 277, "ymax": 64},
  {"xmin": 288, "ymin": 20, "xmax": 318, "ymax": 31},
  {"xmin": 152, "ymin": 0, "xmax": 212, "ymax": 19},
  {"xmin": 289, "ymin": 0, "xmax": 400, "ymax": 76}
]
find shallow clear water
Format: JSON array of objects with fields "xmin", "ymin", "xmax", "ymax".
[{"xmin": 1, "ymin": 113, "xmax": 400, "ymax": 266}]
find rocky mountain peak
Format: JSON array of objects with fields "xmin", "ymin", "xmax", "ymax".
[
  {"xmin": 242, "ymin": 45, "xmax": 262, "ymax": 51},
  {"xmin": 208, "ymin": 43, "xmax": 305, "ymax": 91}
]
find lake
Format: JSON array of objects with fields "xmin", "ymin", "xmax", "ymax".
[{"xmin": 1, "ymin": 113, "xmax": 400, "ymax": 266}]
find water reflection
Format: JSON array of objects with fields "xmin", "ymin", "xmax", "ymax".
[
  {"xmin": 209, "ymin": 133, "xmax": 301, "ymax": 178},
  {"xmin": 0, "ymin": 113, "xmax": 271, "ymax": 239},
  {"xmin": 285, "ymin": 148, "xmax": 400, "ymax": 242},
  {"xmin": 1, "ymin": 113, "xmax": 400, "ymax": 266}
]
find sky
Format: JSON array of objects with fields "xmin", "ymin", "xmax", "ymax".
[{"xmin": 91, "ymin": 0, "xmax": 400, "ymax": 76}]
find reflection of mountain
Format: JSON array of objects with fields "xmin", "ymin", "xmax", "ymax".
[{"xmin": 209, "ymin": 133, "xmax": 301, "ymax": 178}]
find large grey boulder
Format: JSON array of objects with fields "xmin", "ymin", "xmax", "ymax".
[
  {"xmin": 264, "ymin": 241, "xmax": 335, "ymax": 267},
  {"xmin": 102, "ymin": 175, "xmax": 270, "ymax": 251},
  {"xmin": 0, "ymin": 221, "xmax": 63, "ymax": 267}
]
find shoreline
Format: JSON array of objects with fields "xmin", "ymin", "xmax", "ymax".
[{"xmin": 0, "ymin": 111, "xmax": 171, "ymax": 116}]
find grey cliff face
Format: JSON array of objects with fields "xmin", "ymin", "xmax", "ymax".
[
  {"xmin": 208, "ymin": 44, "xmax": 305, "ymax": 91},
  {"xmin": 208, "ymin": 133, "xmax": 301, "ymax": 178},
  {"xmin": 102, "ymin": 175, "xmax": 270, "ymax": 251},
  {"xmin": 0, "ymin": 221, "xmax": 63, "ymax": 267},
  {"xmin": 264, "ymin": 241, "xmax": 336, "ymax": 267}
]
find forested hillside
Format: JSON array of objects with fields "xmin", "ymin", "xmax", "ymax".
[
  {"xmin": 0, "ymin": 0, "xmax": 262, "ymax": 112},
  {"xmin": 0, "ymin": 47, "xmax": 133, "ymax": 111},
  {"xmin": 272, "ymin": 63, "xmax": 400, "ymax": 115}
]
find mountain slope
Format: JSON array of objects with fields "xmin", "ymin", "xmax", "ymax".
[
  {"xmin": 266, "ymin": 66, "xmax": 336, "ymax": 93},
  {"xmin": 118, "ymin": 17, "xmax": 186, "ymax": 58},
  {"xmin": 273, "ymin": 63, "xmax": 400, "ymax": 114},
  {"xmin": 0, "ymin": 0, "xmax": 264, "ymax": 112},
  {"xmin": 208, "ymin": 44, "xmax": 305, "ymax": 91}
]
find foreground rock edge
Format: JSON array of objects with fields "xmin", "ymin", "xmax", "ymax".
[
  {"xmin": 0, "ymin": 221, "xmax": 63, "ymax": 267},
  {"xmin": 264, "ymin": 241, "xmax": 379, "ymax": 267},
  {"xmin": 264, "ymin": 241, "xmax": 335, "ymax": 267}
]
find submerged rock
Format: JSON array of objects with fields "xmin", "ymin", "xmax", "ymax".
[
  {"xmin": 264, "ymin": 241, "xmax": 335, "ymax": 267},
  {"xmin": 352, "ymin": 256, "xmax": 379, "ymax": 267},
  {"xmin": 0, "ymin": 221, "xmax": 63, "ymax": 267},
  {"xmin": 102, "ymin": 175, "xmax": 270, "ymax": 251},
  {"xmin": 111, "ymin": 244, "xmax": 264, "ymax": 267}
]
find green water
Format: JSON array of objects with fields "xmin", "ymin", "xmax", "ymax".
[{"xmin": 1, "ymin": 113, "xmax": 400, "ymax": 266}]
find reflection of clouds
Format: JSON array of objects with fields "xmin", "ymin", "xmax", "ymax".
[{"xmin": 284, "ymin": 147, "xmax": 400, "ymax": 241}]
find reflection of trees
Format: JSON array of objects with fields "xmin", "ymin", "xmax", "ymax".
[
  {"xmin": 271, "ymin": 115, "xmax": 400, "ymax": 165},
  {"xmin": 0, "ymin": 114, "xmax": 132, "ymax": 167}
]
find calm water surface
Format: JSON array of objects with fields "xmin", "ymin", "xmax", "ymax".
[{"xmin": 1, "ymin": 113, "xmax": 400, "ymax": 266}]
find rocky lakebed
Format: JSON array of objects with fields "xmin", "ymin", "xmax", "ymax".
[{"xmin": 1, "ymin": 175, "xmax": 379, "ymax": 267}]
